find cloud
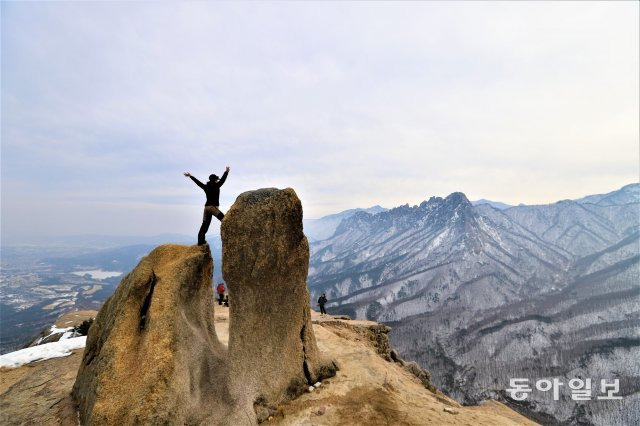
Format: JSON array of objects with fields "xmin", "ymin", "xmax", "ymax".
[{"xmin": 1, "ymin": 1, "xmax": 638, "ymax": 241}]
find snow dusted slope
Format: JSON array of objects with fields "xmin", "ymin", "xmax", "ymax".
[
  {"xmin": 309, "ymin": 192, "xmax": 574, "ymax": 321},
  {"xmin": 472, "ymin": 199, "xmax": 513, "ymax": 210},
  {"xmin": 391, "ymin": 232, "xmax": 639, "ymax": 425},
  {"xmin": 307, "ymin": 184, "xmax": 639, "ymax": 425},
  {"xmin": 0, "ymin": 336, "xmax": 87, "ymax": 368},
  {"xmin": 304, "ymin": 205, "xmax": 388, "ymax": 241},
  {"xmin": 575, "ymin": 183, "xmax": 640, "ymax": 206}
]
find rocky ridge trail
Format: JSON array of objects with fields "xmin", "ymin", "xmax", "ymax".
[{"xmin": 0, "ymin": 307, "xmax": 537, "ymax": 425}]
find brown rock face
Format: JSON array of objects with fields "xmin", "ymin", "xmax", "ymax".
[
  {"xmin": 72, "ymin": 244, "xmax": 236, "ymax": 425},
  {"xmin": 222, "ymin": 188, "xmax": 336, "ymax": 406},
  {"xmin": 72, "ymin": 188, "xmax": 335, "ymax": 424}
]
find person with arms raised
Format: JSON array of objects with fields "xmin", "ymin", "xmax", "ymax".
[{"xmin": 184, "ymin": 166, "xmax": 230, "ymax": 245}]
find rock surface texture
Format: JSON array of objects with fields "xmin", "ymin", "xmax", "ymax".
[
  {"xmin": 72, "ymin": 244, "xmax": 236, "ymax": 425},
  {"xmin": 72, "ymin": 188, "xmax": 335, "ymax": 424},
  {"xmin": 222, "ymin": 188, "xmax": 336, "ymax": 408},
  {"xmin": 1, "ymin": 308, "xmax": 538, "ymax": 426}
]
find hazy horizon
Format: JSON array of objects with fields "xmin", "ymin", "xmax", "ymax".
[
  {"xmin": 1, "ymin": 181, "xmax": 636, "ymax": 246},
  {"xmin": 2, "ymin": 2, "xmax": 638, "ymax": 242}
]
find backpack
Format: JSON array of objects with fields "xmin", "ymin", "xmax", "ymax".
[{"xmin": 217, "ymin": 283, "xmax": 225, "ymax": 294}]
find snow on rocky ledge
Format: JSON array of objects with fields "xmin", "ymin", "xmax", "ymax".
[{"xmin": 0, "ymin": 336, "xmax": 87, "ymax": 369}]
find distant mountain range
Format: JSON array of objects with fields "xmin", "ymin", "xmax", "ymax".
[
  {"xmin": 304, "ymin": 205, "xmax": 388, "ymax": 241},
  {"xmin": 471, "ymin": 199, "xmax": 514, "ymax": 210},
  {"xmin": 574, "ymin": 183, "xmax": 640, "ymax": 206},
  {"xmin": 304, "ymin": 183, "xmax": 640, "ymax": 242},
  {"xmin": 306, "ymin": 183, "xmax": 640, "ymax": 425}
]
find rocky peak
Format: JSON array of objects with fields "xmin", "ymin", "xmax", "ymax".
[
  {"xmin": 334, "ymin": 191, "xmax": 475, "ymax": 237},
  {"xmin": 444, "ymin": 191, "xmax": 471, "ymax": 206},
  {"xmin": 72, "ymin": 187, "xmax": 336, "ymax": 425},
  {"xmin": 222, "ymin": 188, "xmax": 336, "ymax": 407},
  {"xmin": 72, "ymin": 244, "xmax": 232, "ymax": 425}
]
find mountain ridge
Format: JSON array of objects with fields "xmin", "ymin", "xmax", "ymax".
[{"xmin": 307, "ymin": 183, "xmax": 639, "ymax": 425}]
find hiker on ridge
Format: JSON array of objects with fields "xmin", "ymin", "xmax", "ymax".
[
  {"xmin": 318, "ymin": 293, "xmax": 328, "ymax": 316},
  {"xmin": 184, "ymin": 166, "xmax": 230, "ymax": 245},
  {"xmin": 216, "ymin": 282, "xmax": 226, "ymax": 306}
]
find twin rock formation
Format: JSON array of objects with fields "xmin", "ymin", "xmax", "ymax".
[{"xmin": 72, "ymin": 188, "xmax": 336, "ymax": 425}]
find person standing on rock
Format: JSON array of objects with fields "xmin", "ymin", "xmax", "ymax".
[
  {"xmin": 184, "ymin": 167, "xmax": 230, "ymax": 245},
  {"xmin": 318, "ymin": 293, "xmax": 328, "ymax": 316}
]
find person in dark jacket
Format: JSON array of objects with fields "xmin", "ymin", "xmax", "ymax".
[
  {"xmin": 184, "ymin": 167, "xmax": 230, "ymax": 245},
  {"xmin": 317, "ymin": 293, "xmax": 328, "ymax": 316}
]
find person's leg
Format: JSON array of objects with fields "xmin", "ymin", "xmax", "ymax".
[
  {"xmin": 198, "ymin": 207, "xmax": 213, "ymax": 245},
  {"xmin": 212, "ymin": 206, "xmax": 225, "ymax": 222}
]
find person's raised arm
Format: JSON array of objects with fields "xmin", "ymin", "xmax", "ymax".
[
  {"xmin": 184, "ymin": 172, "xmax": 205, "ymax": 189},
  {"xmin": 217, "ymin": 166, "xmax": 230, "ymax": 187}
]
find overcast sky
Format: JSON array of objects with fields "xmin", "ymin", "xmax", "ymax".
[{"xmin": 1, "ymin": 1, "xmax": 638, "ymax": 242}]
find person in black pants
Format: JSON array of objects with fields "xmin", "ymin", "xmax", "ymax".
[
  {"xmin": 184, "ymin": 166, "xmax": 230, "ymax": 245},
  {"xmin": 317, "ymin": 293, "xmax": 328, "ymax": 316}
]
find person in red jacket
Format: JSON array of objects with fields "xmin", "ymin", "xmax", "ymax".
[
  {"xmin": 216, "ymin": 283, "xmax": 226, "ymax": 306},
  {"xmin": 184, "ymin": 166, "xmax": 230, "ymax": 245}
]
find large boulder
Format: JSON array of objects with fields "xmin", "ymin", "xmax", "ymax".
[
  {"xmin": 72, "ymin": 188, "xmax": 335, "ymax": 424},
  {"xmin": 72, "ymin": 244, "xmax": 239, "ymax": 425},
  {"xmin": 222, "ymin": 188, "xmax": 336, "ymax": 408}
]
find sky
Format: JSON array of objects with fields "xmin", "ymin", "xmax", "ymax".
[{"xmin": 1, "ymin": 1, "xmax": 638, "ymax": 242}]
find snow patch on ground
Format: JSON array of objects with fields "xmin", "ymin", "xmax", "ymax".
[
  {"xmin": 35, "ymin": 326, "xmax": 75, "ymax": 343},
  {"xmin": 47, "ymin": 326, "xmax": 76, "ymax": 341},
  {"xmin": 0, "ymin": 336, "xmax": 87, "ymax": 369}
]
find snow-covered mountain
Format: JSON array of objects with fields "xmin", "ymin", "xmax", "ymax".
[
  {"xmin": 472, "ymin": 199, "xmax": 513, "ymax": 210},
  {"xmin": 307, "ymin": 183, "xmax": 640, "ymax": 425},
  {"xmin": 575, "ymin": 183, "xmax": 640, "ymax": 206},
  {"xmin": 303, "ymin": 205, "xmax": 388, "ymax": 241}
]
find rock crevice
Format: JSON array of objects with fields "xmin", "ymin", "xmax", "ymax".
[{"xmin": 138, "ymin": 272, "xmax": 156, "ymax": 331}]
